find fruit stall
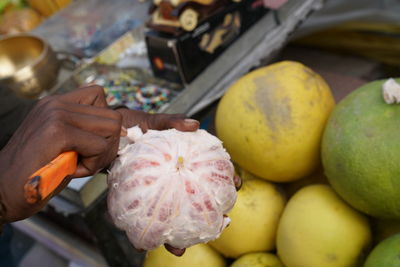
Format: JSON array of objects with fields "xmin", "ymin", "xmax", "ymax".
[{"xmin": 2, "ymin": 0, "xmax": 400, "ymax": 266}]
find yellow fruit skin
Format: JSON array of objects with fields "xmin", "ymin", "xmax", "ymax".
[
  {"xmin": 209, "ymin": 179, "xmax": 286, "ymax": 258},
  {"xmin": 230, "ymin": 252, "xmax": 284, "ymax": 267},
  {"xmin": 277, "ymin": 185, "xmax": 372, "ymax": 267},
  {"xmin": 215, "ymin": 61, "xmax": 335, "ymax": 182},
  {"xmin": 143, "ymin": 244, "xmax": 225, "ymax": 267}
]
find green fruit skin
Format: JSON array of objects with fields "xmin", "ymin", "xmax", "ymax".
[
  {"xmin": 364, "ymin": 233, "xmax": 400, "ymax": 267},
  {"xmin": 322, "ymin": 78, "xmax": 400, "ymax": 219}
]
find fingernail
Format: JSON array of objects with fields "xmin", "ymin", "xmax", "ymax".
[
  {"xmin": 120, "ymin": 126, "xmax": 127, "ymax": 137},
  {"xmin": 234, "ymin": 175, "xmax": 242, "ymax": 190},
  {"xmin": 184, "ymin": 119, "xmax": 199, "ymax": 125}
]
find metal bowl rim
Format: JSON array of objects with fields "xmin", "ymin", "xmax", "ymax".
[{"xmin": 0, "ymin": 34, "xmax": 52, "ymax": 80}]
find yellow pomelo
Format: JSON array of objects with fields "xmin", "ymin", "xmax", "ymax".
[
  {"xmin": 216, "ymin": 61, "xmax": 335, "ymax": 182},
  {"xmin": 230, "ymin": 252, "xmax": 284, "ymax": 267},
  {"xmin": 277, "ymin": 184, "xmax": 372, "ymax": 267},
  {"xmin": 209, "ymin": 179, "xmax": 286, "ymax": 258},
  {"xmin": 143, "ymin": 244, "xmax": 225, "ymax": 267}
]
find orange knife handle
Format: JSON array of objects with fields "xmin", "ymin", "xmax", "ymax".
[{"xmin": 24, "ymin": 151, "xmax": 78, "ymax": 204}]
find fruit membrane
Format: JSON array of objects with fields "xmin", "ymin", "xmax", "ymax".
[{"xmin": 107, "ymin": 126, "xmax": 237, "ymax": 250}]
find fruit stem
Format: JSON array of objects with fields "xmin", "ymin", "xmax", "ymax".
[
  {"xmin": 176, "ymin": 156, "xmax": 184, "ymax": 170},
  {"xmin": 382, "ymin": 78, "xmax": 400, "ymax": 104}
]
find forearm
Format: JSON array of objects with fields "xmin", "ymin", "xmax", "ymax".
[{"xmin": 0, "ymin": 89, "xmax": 36, "ymax": 229}]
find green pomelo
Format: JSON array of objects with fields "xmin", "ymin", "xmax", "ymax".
[
  {"xmin": 322, "ymin": 78, "xmax": 400, "ymax": 219},
  {"xmin": 364, "ymin": 233, "xmax": 400, "ymax": 267}
]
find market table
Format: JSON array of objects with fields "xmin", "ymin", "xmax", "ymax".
[{"xmin": 12, "ymin": 0, "xmax": 324, "ymax": 266}]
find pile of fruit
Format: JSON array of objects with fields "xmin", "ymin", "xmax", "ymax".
[{"xmin": 143, "ymin": 61, "xmax": 400, "ymax": 267}]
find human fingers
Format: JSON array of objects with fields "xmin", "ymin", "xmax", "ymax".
[
  {"xmin": 115, "ymin": 108, "xmax": 200, "ymax": 132},
  {"xmin": 57, "ymin": 125, "xmax": 119, "ymax": 178},
  {"xmin": 144, "ymin": 113, "xmax": 200, "ymax": 132},
  {"xmin": 62, "ymin": 107, "xmax": 123, "ymax": 139},
  {"xmin": 164, "ymin": 244, "xmax": 186, "ymax": 256},
  {"xmin": 56, "ymin": 85, "xmax": 109, "ymax": 108},
  {"xmin": 233, "ymin": 175, "xmax": 242, "ymax": 190}
]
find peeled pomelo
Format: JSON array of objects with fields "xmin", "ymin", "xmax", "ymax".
[{"xmin": 108, "ymin": 126, "xmax": 237, "ymax": 250}]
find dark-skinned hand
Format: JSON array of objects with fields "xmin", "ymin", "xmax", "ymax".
[
  {"xmin": 0, "ymin": 85, "xmax": 238, "ymax": 257},
  {"xmin": 0, "ymin": 85, "xmax": 124, "ymax": 223},
  {"xmin": 0, "ymin": 85, "xmax": 202, "ymax": 256}
]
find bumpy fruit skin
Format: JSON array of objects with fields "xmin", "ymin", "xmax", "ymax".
[
  {"xmin": 209, "ymin": 179, "xmax": 286, "ymax": 258},
  {"xmin": 216, "ymin": 61, "xmax": 335, "ymax": 182},
  {"xmin": 364, "ymin": 233, "xmax": 400, "ymax": 267},
  {"xmin": 231, "ymin": 252, "xmax": 284, "ymax": 267},
  {"xmin": 322, "ymin": 78, "xmax": 400, "ymax": 218},
  {"xmin": 276, "ymin": 185, "xmax": 371, "ymax": 267},
  {"xmin": 108, "ymin": 127, "xmax": 237, "ymax": 250},
  {"xmin": 143, "ymin": 244, "xmax": 226, "ymax": 267}
]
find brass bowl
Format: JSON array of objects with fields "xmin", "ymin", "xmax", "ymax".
[{"xmin": 0, "ymin": 34, "xmax": 60, "ymax": 99}]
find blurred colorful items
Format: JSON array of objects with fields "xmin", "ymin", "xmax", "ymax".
[
  {"xmin": 32, "ymin": 0, "xmax": 148, "ymax": 58},
  {"xmin": 76, "ymin": 65, "xmax": 177, "ymax": 113},
  {"xmin": 0, "ymin": 0, "xmax": 71, "ymax": 35},
  {"xmin": 28, "ymin": 0, "xmax": 71, "ymax": 17}
]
